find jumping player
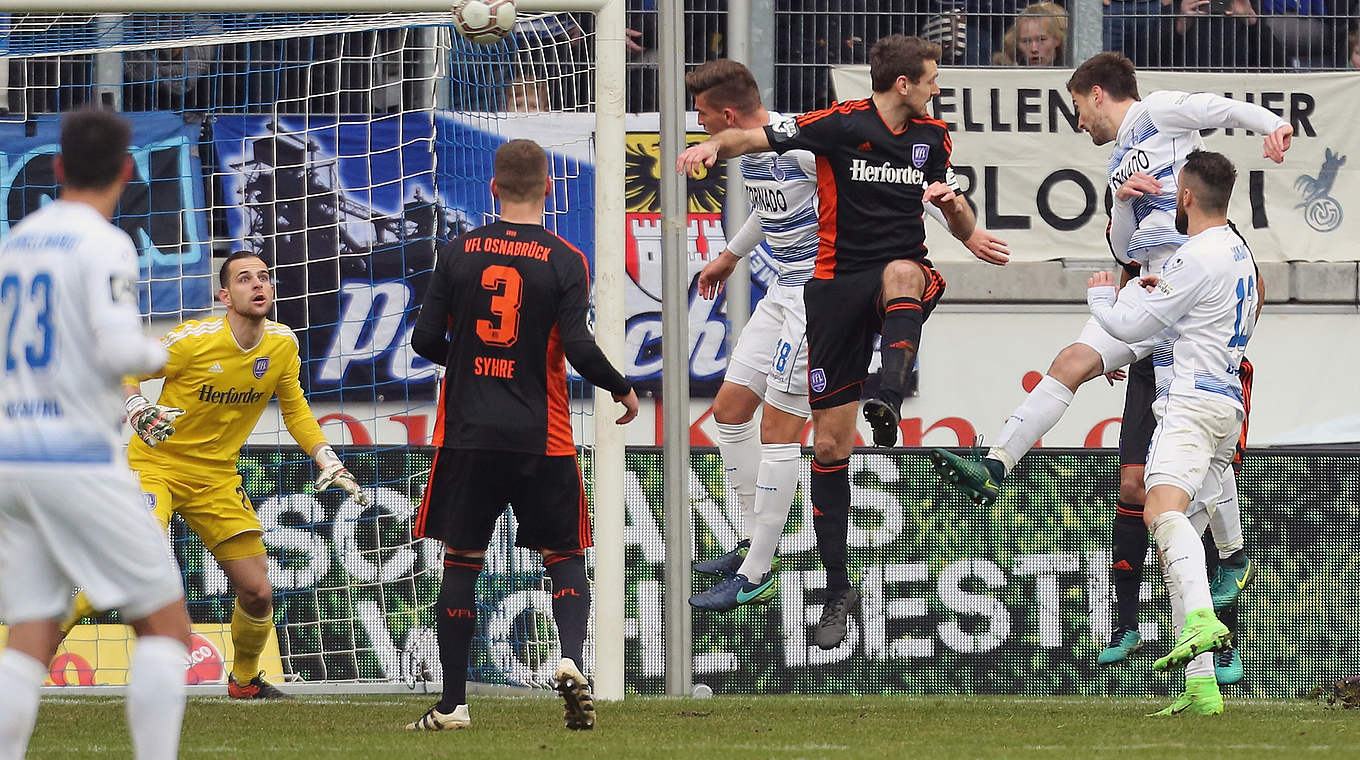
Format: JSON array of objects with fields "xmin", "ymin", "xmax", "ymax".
[
  {"xmin": 1086, "ymin": 150, "xmax": 1258, "ymax": 715},
  {"xmin": 686, "ymin": 58, "xmax": 1008, "ymax": 612},
  {"xmin": 679, "ymin": 35, "xmax": 979, "ymax": 649}
]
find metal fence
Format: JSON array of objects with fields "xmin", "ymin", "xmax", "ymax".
[
  {"xmin": 647, "ymin": 0, "xmax": 1357, "ymax": 113},
  {"xmin": 1, "ymin": 6, "xmax": 1356, "ymax": 116}
]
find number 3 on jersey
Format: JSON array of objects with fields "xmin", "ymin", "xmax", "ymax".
[{"xmin": 475, "ymin": 264, "xmax": 523, "ymax": 347}]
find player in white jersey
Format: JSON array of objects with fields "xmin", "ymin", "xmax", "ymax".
[
  {"xmin": 0, "ymin": 109, "xmax": 191, "ymax": 760},
  {"xmin": 930, "ymin": 51, "xmax": 1289, "ymax": 507},
  {"xmin": 684, "ymin": 60, "xmax": 1009, "ymax": 611},
  {"xmin": 1086, "ymin": 150, "xmax": 1257, "ymax": 715}
]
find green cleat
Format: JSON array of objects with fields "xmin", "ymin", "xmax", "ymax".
[
  {"xmin": 1149, "ymin": 676, "xmax": 1224, "ymax": 716},
  {"xmin": 928, "ymin": 449, "xmax": 1002, "ymax": 507},
  {"xmin": 1097, "ymin": 626, "xmax": 1143, "ymax": 665},
  {"xmin": 1214, "ymin": 647, "xmax": 1244, "ymax": 685},
  {"xmin": 1210, "ymin": 556, "xmax": 1255, "ymax": 610},
  {"xmin": 1153, "ymin": 608, "xmax": 1233, "ymax": 672}
]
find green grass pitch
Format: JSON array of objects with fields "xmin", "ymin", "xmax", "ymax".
[{"xmin": 25, "ymin": 694, "xmax": 1357, "ymax": 758}]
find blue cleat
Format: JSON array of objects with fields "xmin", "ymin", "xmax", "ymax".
[
  {"xmin": 1097, "ymin": 626, "xmax": 1144, "ymax": 665},
  {"xmin": 689, "ymin": 571, "xmax": 777, "ymax": 611},
  {"xmin": 693, "ymin": 539, "xmax": 749, "ymax": 578},
  {"xmin": 1210, "ymin": 556, "xmax": 1255, "ymax": 610},
  {"xmin": 1215, "ymin": 647, "xmax": 1244, "ymax": 685}
]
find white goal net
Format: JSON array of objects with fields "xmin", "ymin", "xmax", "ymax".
[{"xmin": 0, "ymin": 5, "xmax": 626, "ymax": 698}]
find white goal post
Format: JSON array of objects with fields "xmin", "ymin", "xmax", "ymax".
[{"xmin": 0, "ymin": 0, "xmax": 629, "ymax": 702}]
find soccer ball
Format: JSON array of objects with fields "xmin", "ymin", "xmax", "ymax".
[{"xmin": 451, "ymin": 0, "xmax": 517, "ymax": 45}]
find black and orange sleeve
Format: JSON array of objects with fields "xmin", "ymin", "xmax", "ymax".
[
  {"xmin": 412, "ymin": 239, "xmax": 456, "ymax": 365},
  {"xmin": 764, "ymin": 102, "xmax": 854, "ymax": 156},
  {"xmin": 554, "ymin": 244, "xmax": 631, "ymax": 397}
]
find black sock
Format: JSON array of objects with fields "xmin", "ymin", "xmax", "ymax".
[
  {"xmin": 544, "ymin": 552, "xmax": 590, "ymax": 668},
  {"xmin": 1202, "ymin": 529, "xmax": 1221, "ymax": 579},
  {"xmin": 811, "ymin": 456, "xmax": 851, "ymax": 592},
  {"xmin": 436, "ymin": 555, "xmax": 482, "ymax": 713},
  {"xmin": 982, "ymin": 458, "xmax": 1006, "ymax": 482},
  {"xmin": 877, "ymin": 297, "xmax": 923, "ymax": 410},
  {"xmin": 1219, "ymin": 547, "xmax": 1247, "ymax": 569},
  {"xmin": 1111, "ymin": 501, "xmax": 1147, "ymax": 630}
]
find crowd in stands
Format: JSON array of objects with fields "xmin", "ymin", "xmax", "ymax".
[{"xmin": 4, "ymin": 4, "xmax": 1356, "ymax": 118}]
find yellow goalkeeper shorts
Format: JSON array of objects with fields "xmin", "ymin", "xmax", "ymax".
[{"xmin": 137, "ymin": 469, "xmax": 265, "ymax": 561}]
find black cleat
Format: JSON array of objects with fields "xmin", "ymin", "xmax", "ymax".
[
  {"xmin": 693, "ymin": 539, "xmax": 749, "ymax": 578},
  {"xmin": 862, "ymin": 398, "xmax": 901, "ymax": 447},
  {"xmin": 814, "ymin": 587, "xmax": 860, "ymax": 650}
]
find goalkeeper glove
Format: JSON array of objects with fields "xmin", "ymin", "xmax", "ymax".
[
  {"xmin": 314, "ymin": 445, "xmax": 369, "ymax": 506},
  {"xmin": 126, "ymin": 394, "xmax": 185, "ymax": 448}
]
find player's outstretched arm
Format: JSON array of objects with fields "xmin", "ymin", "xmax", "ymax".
[
  {"xmin": 1263, "ymin": 124, "xmax": 1293, "ymax": 164},
  {"xmin": 1155, "ymin": 92, "xmax": 1290, "ymax": 162},
  {"xmin": 924, "ymin": 201, "xmax": 1009, "ymax": 265},
  {"xmin": 676, "ymin": 127, "xmax": 771, "ymax": 176}
]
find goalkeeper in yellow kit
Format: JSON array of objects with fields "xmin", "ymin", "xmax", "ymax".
[{"xmin": 66, "ymin": 250, "xmax": 368, "ymax": 699}]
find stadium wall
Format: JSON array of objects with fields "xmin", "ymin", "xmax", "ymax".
[{"xmin": 66, "ymin": 445, "xmax": 1356, "ymax": 699}]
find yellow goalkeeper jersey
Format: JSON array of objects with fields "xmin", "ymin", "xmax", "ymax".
[{"xmin": 127, "ymin": 316, "xmax": 327, "ymax": 479}]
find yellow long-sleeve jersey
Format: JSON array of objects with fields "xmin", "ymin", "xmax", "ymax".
[{"xmin": 127, "ymin": 317, "xmax": 328, "ymax": 480}]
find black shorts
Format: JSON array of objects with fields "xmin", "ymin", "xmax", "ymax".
[
  {"xmin": 1118, "ymin": 354, "xmax": 1157, "ymax": 467},
  {"xmin": 414, "ymin": 448, "xmax": 591, "ymax": 552},
  {"xmin": 803, "ymin": 260, "xmax": 946, "ymax": 410}
]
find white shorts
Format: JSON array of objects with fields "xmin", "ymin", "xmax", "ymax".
[
  {"xmin": 1145, "ymin": 395, "xmax": 1243, "ymax": 501},
  {"xmin": 723, "ymin": 282, "xmax": 810, "ymax": 418},
  {"xmin": 1075, "ymin": 279, "xmax": 1164, "ymax": 374},
  {"xmin": 0, "ymin": 466, "xmax": 184, "ymax": 624}
]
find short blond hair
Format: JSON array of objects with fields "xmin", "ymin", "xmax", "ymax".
[{"xmin": 992, "ymin": 2, "xmax": 1068, "ymax": 66}]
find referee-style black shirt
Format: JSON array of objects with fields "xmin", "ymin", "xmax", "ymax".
[
  {"xmin": 764, "ymin": 98, "xmax": 959, "ymax": 279},
  {"xmin": 412, "ymin": 221, "xmax": 631, "ymax": 456}
]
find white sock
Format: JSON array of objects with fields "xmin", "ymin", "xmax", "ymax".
[
  {"xmin": 1165, "ymin": 552, "xmax": 1185, "ymax": 638},
  {"xmin": 0, "ymin": 649, "xmax": 47, "ymax": 760},
  {"xmin": 1151, "ymin": 511, "xmax": 1212, "ymax": 612},
  {"xmin": 1187, "ymin": 651, "xmax": 1215, "ymax": 680},
  {"xmin": 716, "ymin": 419, "xmax": 760, "ymax": 537},
  {"xmin": 127, "ymin": 636, "xmax": 187, "ymax": 760},
  {"xmin": 1209, "ymin": 470, "xmax": 1244, "ymax": 558},
  {"xmin": 988, "ymin": 375, "xmax": 1074, "ymax": 473},
  {"xmin": 1158, "ymin": 545, "xmax": 1217, "ymax": 680},
  {"xmin": 738, "ymin": 443, "xmax": 801, "ymax": 579}
]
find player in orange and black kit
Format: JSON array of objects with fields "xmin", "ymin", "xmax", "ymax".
[
  {"xmin": 679, "ymin": 35, "xmax": 989, "ymax": 650},
  {"xmin": 406, "ymin": 139, "xmax": 638, "ymax": 733}
]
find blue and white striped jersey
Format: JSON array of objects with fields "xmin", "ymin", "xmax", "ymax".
[
  {"xmin": 0, "ymin": 201, "xmax": 166, "ymax": 466},
  {"xmin": 1107, "ymin": 91, "xmax": 1286, "ymax": 272},
  {"xmin": 727, "ymin": 114, "xmax": 819, "ymax": 287},
  {"xmin": 1145, "ymin": 224, "xmax": 1259, "ymax": 414}
]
